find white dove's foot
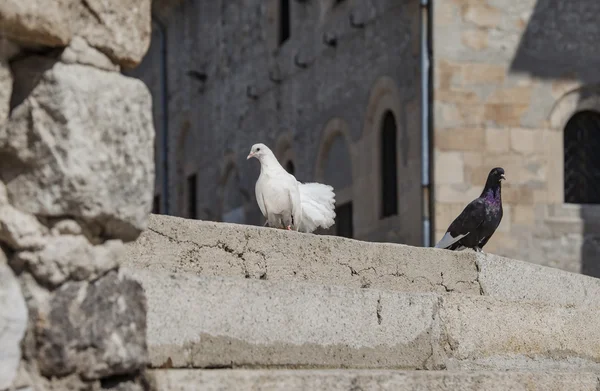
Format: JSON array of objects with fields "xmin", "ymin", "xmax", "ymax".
[{"xmin": 286, "ymin": 225, "xmax": 292, "ymax": 231}]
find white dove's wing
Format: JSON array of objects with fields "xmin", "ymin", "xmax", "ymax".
[
  {"xmin": 298, "ymin": 182, "xmax": 336, "ymax": 233},
  {"xmin": 255, "ymin": 176, "xmax": 267, "ymax": 218}
]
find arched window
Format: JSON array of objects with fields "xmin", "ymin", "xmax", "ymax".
[
  {"xmin": 381, "ymin": 110, "xmax": 398, "ymax": 217},
  {"xmin": 564, "ymin": 110, "xmax": 600, "ymax": 204},
  {"xmin": 279, "ymin": 0, "xmax": 290, "ymax": 45},
  {"xmin": 285, "ymin": 160, "xmax": 295, "ymax": 175}
]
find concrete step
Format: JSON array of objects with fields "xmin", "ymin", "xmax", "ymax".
[
  {"xmin": 150, "ymin": 369, "xmax": 600, "ymax": 391},
  {"xmin": 132, "ymin": 271, "xmax": 600, "ymax": 372},
  {"xmin": 123, "ymin": 214, "xmax": 600, "ymax": 306}
]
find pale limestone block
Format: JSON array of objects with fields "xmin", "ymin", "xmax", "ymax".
[
  {"xmin": 485, "ymin": 128, "xmax": 510, "ymax": 153},
  {"xmin": 435, "ymin": 151, "xmax": 465, "ymax": 185}
]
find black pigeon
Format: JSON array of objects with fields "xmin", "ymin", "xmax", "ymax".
[{"xmin": 434, "ymin": 167, "xmax": 505, "ymax": 252}]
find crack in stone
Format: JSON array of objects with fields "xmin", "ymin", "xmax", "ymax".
[
  {"xmin": 336, "ymin": 262, "xmax": 380, "ymax": 279},
  {"xmin": 421, "ymin": 296, "xmax": 446, "ymax": 370},
  {"xmin": 474, "ymin": 259, "xmax": 486, "ymax": 295},
  {"xmin": 147, "ymin": 227, "xmax": 268, "ymax": 279},
  {"xmin": 376, "ymin": 294, "xmax": 383, "ymax": 325},
  {"xmin": 337, "ymin": 261, "xmax": 358, "ymax": 276},
  {"xmin": 81, "ymin": 0, "xmax": 104, "ymax": 24},
  {"xmin": 440, "ymin": 272, "xmax": 452, "ymax": 292}
]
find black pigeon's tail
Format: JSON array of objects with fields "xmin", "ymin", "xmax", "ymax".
[{"xmin": 434, "ymin": 231, "xmax": 469, "ymax": 249}]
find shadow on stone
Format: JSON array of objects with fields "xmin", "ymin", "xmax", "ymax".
[
  {"xmin": 509, "ymin": 0, "xmax": 600, "ymax": 84},
  {"xmin": 9, "ymin": 54, "xmax": 59, "ymax": 111}
]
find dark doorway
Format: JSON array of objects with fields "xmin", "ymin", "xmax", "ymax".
[
  {"xmin": 335, "ymin": 202, "xmax": 353, "ymax": 238},
  {"xmin": 381, "ymin": 111, "xmax": 398, "ymax": 217},
  {"xmin": 152, "ymin": 195, "xmax": 160, "ymax": 214},
  {"xmin": 187, "ymin": 173, "xmax": 197, "ymax": 219}
]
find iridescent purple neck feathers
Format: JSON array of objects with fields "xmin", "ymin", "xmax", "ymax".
[{"xmin": 482, "ymin": 186, "xmax": 502, "ymax": 207}]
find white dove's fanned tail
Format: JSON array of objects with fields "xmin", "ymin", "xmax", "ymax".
[{"xmin": 298, "ymin": 182, "xmax": 336, "ymax": 233}]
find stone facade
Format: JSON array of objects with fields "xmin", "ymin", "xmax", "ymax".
[
  {"xmin": 130, "ymin": 0, "xmax": 425, "ymax": 246},
  {"xmin": 0, "ymin": 0, "xmax": 155, "ymax": 389},
  {"xmin": 433, "ymin": 0, "xmax": 600, "ymax": 276},
  {"xmin": 130, "ymin": 0, "xmax": 600, "ymax": 276}
]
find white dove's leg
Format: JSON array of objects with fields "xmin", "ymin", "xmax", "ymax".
[
  {"xmin": 281, "ymin": 210, "xmax": 294, "ymax": 231},
  {"xmin": 267, "ymin": 213, "xmax": 281, "ymax": 229}
]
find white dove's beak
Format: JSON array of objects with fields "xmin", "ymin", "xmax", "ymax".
[{"xmin": 247, "ymin": 152, "xmax": 254, "ymax": 160}]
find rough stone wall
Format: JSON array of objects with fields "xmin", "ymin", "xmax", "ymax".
[
  {"xmin": 130, "ymin": 0, "xmax": 424, "ymax": 245},
  {"xmin": 433, "ymin": 0, "xmax": 600, "ymax": 275},
  {"xmin": 0, "ymin": 1, "xmax": 155, "ymax": 390}
]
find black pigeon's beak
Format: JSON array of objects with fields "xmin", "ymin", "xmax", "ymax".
[{"xmin": 500, "ymin": 174, "xmax": 506, "ymax": 181}]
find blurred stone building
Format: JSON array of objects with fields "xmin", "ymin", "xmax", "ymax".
[{"xmin": 130, "ymin": 0, "xmax": 600, "ymax": 276}]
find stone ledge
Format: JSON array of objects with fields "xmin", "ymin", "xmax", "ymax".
[
  {"xmin": 151, "ymin": 369, "xmax": 600, "ymax": 391},
  {"xmin": 131, "ymin": 272, "xmax": 600, "ymax": 371},
  {"xmin": 123, "ymin": 214, "xmax": 600, "ymax": 306}
]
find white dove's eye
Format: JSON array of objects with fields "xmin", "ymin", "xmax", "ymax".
[{"xmin": 256, "ymin": 147, "xmax": 261, "ymax": 152}]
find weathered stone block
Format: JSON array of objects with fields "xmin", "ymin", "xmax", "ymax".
[
  {"xmin": 36, "ymin": 271, "xmax": 147, "ymax": 380},
  {"xmin": 462, "ymin": 4, "xmax": 502, "ymax": 28},
  {"xmin": 462, "ymin": 149, "xmax": 483, "ymax": 167},
  {"xmin": 437, "ymin": 89, "xmax": 480, "ymax": 105},
  {"xmin": 15, "ymin": 236, "xmax": 123, "ymax": 287},
  {"xmin": 0, "ymin": 0, "xmax": 73, "ymax": 46},
  {"xmin": 484, "ymin": 128, "xmax": 510, "ymax": 153},
  {"xmin": 462, "ymin": 30, "xmax": 488, "ymax": 50},
  {"xmin": 0, "ymin": 251, "xmax": 28, "ymax": 390},
  {"xmin": 512, "ymin": 204, "xmax": 536, "ymax": 226},
  {"xmin": 0, "ymin": 181, "xmax": 48, "ymax": 251},
  {"xmin": 436, "ymin": 60, "xmax": 461, "ymax": 90},
  {"xmin": 460, "ymin": 63, "xmax": 506, "ymax": 85},
  {"xmin": 0, "ymin": 204, "xmax": 47, "ymax": 250},
  {"xmin": 484, "ymin": 104, "xmax": 528, "ymax": 126},
  {"xmin": 436, "ymin": 128, "xmax": 485, "ymax": 151},
  {"xmin": 0, "ymin": 60, "xmax": 11, "ymax": 125},
  {"xmin": 456, "ymin": 103, "xmax": 486, "ymax": 127},
  {"xmin": 0, "ymin": 0, "xmax": 150, "ymax": 68},
  {"xmin": 463, "ymin": 152, "xmax": 486, "ymax": 184},
  {"xmin": 60, "ymin": 36, "xmax": 120, "ymax": 72},
  {"xmin": 510, "ymin": 127, "xmax": 543, "ymax": 154},
  {"xmin": 71, "ymin": 0, "xmax": 152, "ymax": 68},
  {"xmin": 152, "ymin": 369, "xmax": 600, "ymax": 391},
  {"xmin": 435, "ymin": 202, "xmax": 466, "ymax": 228},
  {"xmin": 2, "ymin": 57, "xmax": 155, "ymax": 242},
  {"xmin": 502, "ymin": 184, "xmax": 535, "ymax": 205},
  {"xmin": 436, "ymin": 183, "xmax": 481, "ymax": 204},
  {"xmin": 487, "ymin": 87, "xmax": 532, "ymax": 105},
  {"xmin": 519, "ymin": 155, "xmax": 547, "ymax": 185},
  {"xmin": 437, "ymin": 103, "xmax": 463, "ymax": 129},
  {"xmin": 435, "ymin": 151, "xmax": 465, "ymax": 185}
]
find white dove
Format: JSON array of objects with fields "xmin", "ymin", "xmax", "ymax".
[{"xmin": 247, "ymin": 143, "xmax": 336, "ymax": 233}]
